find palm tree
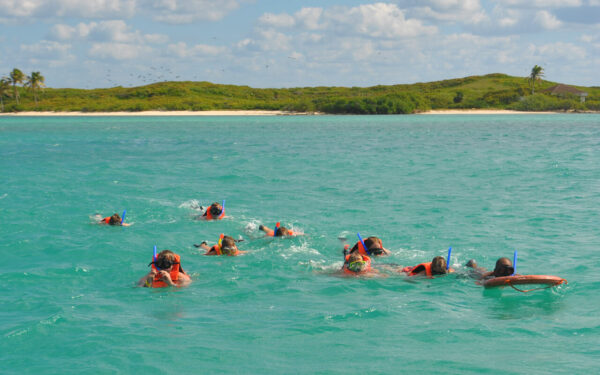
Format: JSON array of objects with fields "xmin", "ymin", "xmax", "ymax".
[
  {"xmin": 9, "ymin": 68, "xmax": 25, "ymax": 104},
  {"xmin": 26, "ymin": 71, "xmax": 45, "ymax": 105},
  {"xmin": 528, "ymin": 65, "xmax": 544, "ymax": 94},
  {"xmin": 0, "ymin": 77, "xmax": 12, "ymax": 112}
]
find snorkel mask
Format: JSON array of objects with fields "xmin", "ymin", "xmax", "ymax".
[{"xmin": 347, "ymin": 260, "xmax": 367, "ymax": 273}]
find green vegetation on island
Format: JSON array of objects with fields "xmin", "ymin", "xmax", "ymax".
[{"xmin": 1, "ymin": 68, "xmax": 599, "ymax": 114}]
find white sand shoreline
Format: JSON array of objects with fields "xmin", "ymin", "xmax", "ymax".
[
  {"xmin": 0, "ymin": 109, "xmax": 596, "ymax": 116},
  {"xmin": 419, "ymin": 109, "xmax": 560, "ymax": 115}
]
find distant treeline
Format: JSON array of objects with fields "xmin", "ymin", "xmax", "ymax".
[{"xmin": 1, "ymin": 73, "xmax": 599, "ymax": 113}]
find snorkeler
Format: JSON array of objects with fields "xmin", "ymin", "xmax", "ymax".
[
  {"xmin": 348, "ymin": 236, "xmax": 390, "ymax": 256},
  {"xmin": 467, "ymin": 257, "xmax": 514, "ymax": 280},
  {"xmin": 198, "ymin": 201, "xmax": 225, "ymax": 221},
  {"xmin": 99, "ymin": 213, "xmax": 130, "ymax": 226},
  {"xmin": 259, "ymin": 222, "xmax": 299, "ymax": 237},
  {"xmin": 403, "ymin": 256, "xmax": 454, "ymax": 277},
  {"xmin": 138, "ymin": 249, "xmax": 191, "ymax": 288},
  {"xmin": 197, "ymin": 234, "xmax": 246, "ymax": 256},
  {"xmin": 341, "ymin": 252, "xmax": 378, "ymax": 276}
]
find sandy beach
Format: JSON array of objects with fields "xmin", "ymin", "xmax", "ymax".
[{"xmin": 418, "ymin": 109, "xmax": 556, "ymax": 115}]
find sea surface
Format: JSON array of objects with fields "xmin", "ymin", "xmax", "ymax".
[{"xmin": 1, "ymin": 114, "xmax": 598, "ymax": 374}]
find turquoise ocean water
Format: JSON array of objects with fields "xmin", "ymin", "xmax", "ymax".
[{"xmin": 1, "ymin": 114, "xmax": 598, "ymax": 374}]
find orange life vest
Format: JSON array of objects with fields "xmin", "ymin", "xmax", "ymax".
[
  {"xmin": 209, "ymin": 245, "xmax": 239, "ymax": 256},
  {"xmin": 265, "ymin": 225, "xmax": 294, "ymax": 237},
  {"xmin": 102, "ymin": 217, "xmax": 111, "ymax": 224},
  {"xmin": 151, "ymin": 254, "xmax": 181, "ymax": 288},
  {"xmin": 342, "ymin": 254, "xmax": 372, "ymax": 275},
  {"xmin": 404, "ymin": 262, "xmax": 432, "ymax": 277},
  {"xmin": 351, "ymin": 241, "xmax": 370, "ymax": 256},
  {"xmin": 205, "ymin": 207, "xmax": 225, "ymax": 220}
]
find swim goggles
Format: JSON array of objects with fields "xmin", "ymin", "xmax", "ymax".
[{"xmin": 347, "ymin": 260, "xmax": 367, "ymax": 272}]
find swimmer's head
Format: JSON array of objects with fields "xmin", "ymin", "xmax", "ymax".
[
  {"xmin": 209, "ymin": 202, "xmax": 223, "ymax": 216},
  {"xmin": 347, "ymin": 253, "xmax": 367, "ymax": 273},
  {"xmin": 465, "ymin": 259, "xmax": 477, "ymax": 268},
  {"xmin": 154, "ymin": 250, "xmax": 178, "ymax": 270},
  {"xmin": 108, "ymin": 213, "xmax": 122, "ymax": 225},
  {"xmin": 351, "ymin": 236, "xmax": 384, "ymax": 255},
  {"xmin": 431, "ymin": 256, "xmax": 448, "ymax": 275},
  {"xmin": 275, "ymin": 226, "xmax": 291, "ymax": 237},
  {"xmin": 220, "ymin": 235, "xmax": 238, "ymax": 255},
  {"xmin": 493, "ymin": 257, "xmax": 514, "ymax": 277}
]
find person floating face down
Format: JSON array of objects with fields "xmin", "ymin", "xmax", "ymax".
[
  {"xmin": 467, "ymin": 257, "xmax": 514, "ymax": 279},
  {"xmin": 138, "ymin": 250, "xmax": 192, "ymax": 288},
  {"xmin": 100, "ymin": 213, "xmax": 131, "ymax": 226},
  {"xmin": 348, "ymin": 236, "xmax": 391, "ymax": 256},
  {"xmin": 342, "ymin": 251, "xmax": 376, "ymax": 276},
  {"xmin": 199, "ymin": 235, "xmax": 246, "ymax": 256},
  {"xmin": 403, "ymin": 256, "xmax": 454, "ymax": 277},
  {"xmin": 200, "ymin": 202, "xmax": 225, "ymax": 221},
  {"xmin": 259, "ymin": 223, "xmax": 299, "ymax": 237}
]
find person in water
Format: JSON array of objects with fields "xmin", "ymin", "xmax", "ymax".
[
  {"xmin": 403, "ymin": 256, "xmax": 454, "ymax": 277},
  {"xmin": 348, "ymin": 236, "xmax": 390, "ymax": 256},
  {"xmin": 467, "ymin": 257, "xmax": 514, "ymax": 279},
  {"xmin": 341, "ymin": 252, "xmax": 378, "ymax": 276},
  {"xmin": 99, "ymin": 213, "xmax": 130, "ymax": 226},
  {"xmin": 198, "ymin": 235, "xmax": 246, "ymax": 256},
  {"xmin": 138, "ymin": 250, "xmax": 191, "ymax": 288},
  {"xmin": 198, "ymin": 202, "xmax": 225, "ymax": 220},
  {"xmin": 259, "ymin": 223, "xmax": 299, "ymax": 237}
]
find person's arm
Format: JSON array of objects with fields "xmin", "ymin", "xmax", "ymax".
[
  {"xmin": 137, "ymin": 270, "xmax": 156, "ymax": 287},
  {"xmin": 158, "ymin": 270, "xmax": 176, "ymax": 286},
  {"xmin": 176, "ymin": 272, "xmax": 192, "ymax": 287},
  {"xmin": 259, "ymin": 225, "xmax": 271, "ymax": 233}
]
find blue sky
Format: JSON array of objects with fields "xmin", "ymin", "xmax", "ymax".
[{"xmin": 1, "ymin": 0, "xmax": 599, "ymax": 88}]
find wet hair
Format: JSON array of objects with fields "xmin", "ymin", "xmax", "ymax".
[
  {"xmin": 493, "ymin": 257, "xmax": 514, "ymax": 277},
  {"xmin": 220, "ymin": 235, "xmax": 237, "ymax": 255},
  {"xmin": 209, "ymin": 202, "xmax": 223, "ymax": 216},
  {"xmin": 431, "ymin": 256, "xmax": 447, "ymax": 275},
  {"xmin": 108, "ymin": 213, "xmax": 122, "ymax": 225},
  {"xmin": 153, "ymin": 250, "xmax": 179, "ymax": 270},
  {"xmin": 350, "ymin": 236, "xmax": 383, "ymax": 254},
  {"xmin": 465, "ymin": 259, "xmax": 477, "ymax": 268},
  {"xmin": 275, "ymin": 226, "xmax": 290, "ymax": 237}
]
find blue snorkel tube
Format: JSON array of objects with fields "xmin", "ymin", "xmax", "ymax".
[
  {"xmin": 446, "ymin": 246, "xmax": 452, "ymax": 270},
  {"xmin": 273, "ymin": 222, "xmax": 280, "ymax": 237},
  {"xmin": 357, "ymin": 232, "xmax": 370, "ymax": 255},
  {"xmin": 121, "ymin": 209, "xmax": 126, "ymax": 225},
  {"xmin": 153, "ymin": 245, "xmax": 160, "ymax": 271},
  {"xmin": 512, "ymin": 250, "xmax": 517, "ymax": 276},
  {"xmin": 220, "ymin": 199, "xmax": 225, "ymax": 218}
]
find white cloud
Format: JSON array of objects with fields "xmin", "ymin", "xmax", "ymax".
[
  {"xmin": 411, "ymin": 0, "xmax": 488, "ymax": 24},
  {"xmin": 50, "ymin": 20, "xmax": 168, "ymax": 45},
  {"xmin": 259, "ymin": 13, "xmax": 296, "ymax": 28},
  {"xmin": 534, "ymin": 11, "xmax": 562, "ymax": 30},
  {"xmin": 151, "ymin": 0, "xmax": 241, "ymax": 23},
  {"xmin": 167, "ymin": 42, "xmax": 227, "ymax": 58},
  {"xmin": 21, "ymin": 40, "xmax": 72, "ymax": 58},
  {"xmin": 533, "ymin": 42, "xmax": 586, "ymax": 60},
  {"xmin": 335, "ymin": 3, "xmax": 437, "ymax": 38},
  {"xmin": 0, "ymin": 0, "xmax": 136, "ymax": 20},
  {"xmin": 89, "ymin": 42, "xmax": 153, "ymax": 60},
  {"xmin": 260, "ymin": 4, "xmax": 436, "ymax": 39},
  {"xmin": 294, "ymin": 7, "xmax": 324, "ymax": 30},
  {"xmin": 493, "ymin": 0, "xmax": 582, "ymax": 7}
]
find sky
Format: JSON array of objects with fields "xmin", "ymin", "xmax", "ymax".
[{"xmin": 1, "ymin": 0, "xmax": 599, "ymax": 89}]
